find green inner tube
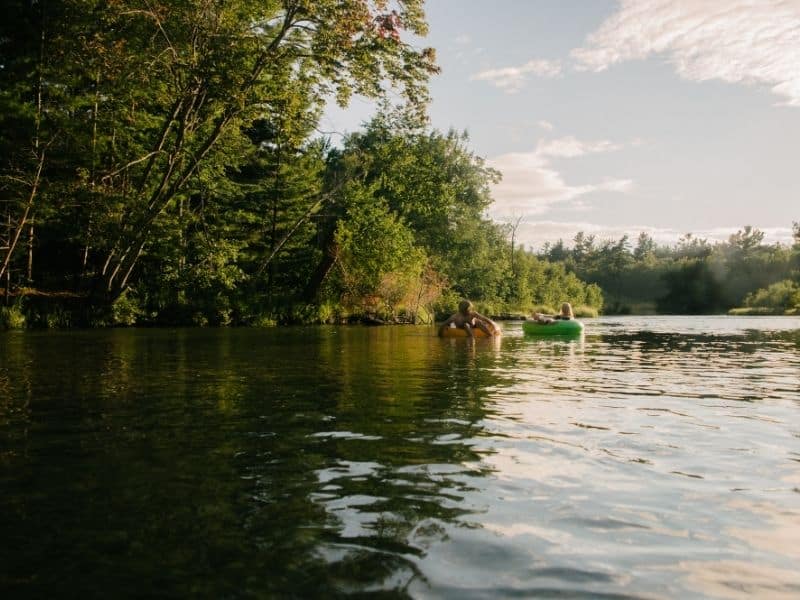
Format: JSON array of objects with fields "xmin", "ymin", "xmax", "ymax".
[{"xmin": 522, "ymin": 319, "xmax": 584, "ymax": 336}]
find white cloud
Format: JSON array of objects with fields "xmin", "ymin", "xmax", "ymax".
[
  {"xmin": 571, "ymin": 0, "xmax": 800, "ymax": 106},
  {"xmin": 471, "ymin": 59, "xmax": 562, "ymax": 93},
  {"xmin": 511, "ymin": 221, "xmax": 660, "ymax": 250},
  {"xmin": 537, "ymin": 120, "xmax": 555, "ymax": 131},
  {"xmin": 508, "ymin": 222, "xmax": 795, "ymax": 252},
  {"xmin": 536, "ymin": 136, "xmax": 622, "ymax": 158},
  {"xmin": 454, "ymin": 34, "xmax": 471, "ymax": 45},
  {"xmin": 487, "ymin": 136, "xmax": 631, "ymax": 219}
]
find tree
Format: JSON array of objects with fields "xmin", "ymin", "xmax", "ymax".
[
  {"xmin": 633, "ymin": 232, "xmax": 656, "ymax": 262},
  {"xmin": 303, "ymin": 116, "xmax": 501, "ymax": 303},
  {"xmin": 235, "ymin": 116, "xmax": 327, "ymax": 302},
  {"xmin": 744, "ymin": 280, "xmax": 800, "ymax": 313},
  {"xmin": 544, "ymin": 239, "xmax": 569, "ymax": 262},
  {"xmin": 2, "ymin": 0, "xmax": 439, "ymax": 308},
  {"xmin": 333, "ymin": 191, "xmax": 425, "ymax": 314},
  {"xmin": 675, "ymin": 233, "xmax": 711, "ymax": 259},
  {"xmin": 728, "ymin": 225, "xmax": 765, "ymax": 254},
  {"xmin": 571, "ymin": 231, "xmax": 596, "ymax": 272},
  {"xmin": 0, "ymin": 0, "xmax": 70, "ymax": 290},
  {"xmin": 658, "ymin": 259, "xmax": 723, "ymax": 314}
]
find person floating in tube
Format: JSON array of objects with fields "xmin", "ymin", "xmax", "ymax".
[
  {"xmin": 530, "ymin": 302, "xmax": 574, "ymax": 324},
  {"xmin": 439, "ymin": 299, "xmax": 501, "ymax": 338}
]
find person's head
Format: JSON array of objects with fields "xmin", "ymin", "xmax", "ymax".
[
  {"xmin": 561, "ymin": 302, "xmax": 574, "ymax": 318},
  {"xmin": 458, "ymin": 299, "xmax": 473, "ymax": 315}
]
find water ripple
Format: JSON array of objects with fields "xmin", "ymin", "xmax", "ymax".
[{"xmin": 1, "ymin": 317, "xmax": 799, "ymax": 598}]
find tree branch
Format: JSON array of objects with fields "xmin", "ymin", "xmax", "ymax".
[{"xmin": 0, "ymin": 151, "xmax": 45, "ymax": 283}]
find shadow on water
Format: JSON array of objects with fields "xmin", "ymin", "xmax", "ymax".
[
  {"xmin": 599, "ymin": 328, "xmax": 800, "ymax": 351},
  {"xmin": 0, "ymin": 327, "xmax": 510, "ymax": 598}
]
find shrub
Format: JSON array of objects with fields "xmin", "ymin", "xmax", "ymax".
[
  {"xmin": 110, "ymin": 291, "xmax": 144, "ymax": 326},
  {"xmin": 743, "ymin": 279, "xmax": 800, "ymax": 312},
  {"xmin": 529, "ymin": 304, "xmax": 557, "ymax": 317},
  {"xmin": 431, "ymin": 289, "xmax": 461, "ymax": 321},
  {"xmin": 252, "ymin": 314, "xmax": 278, "ymax": 327},
  {"xmin": 0, "ymin": 304, "xmax": 26, "ymax": 330},
  {"xmin": 728, "ymin": 307, "xmax": 775, "ymax": 316},
  {"xmin": 573, "ymin": 305, "xmax": 599, "ymax": 318}
]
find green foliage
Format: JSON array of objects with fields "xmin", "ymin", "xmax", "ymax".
[
  {"xmin": 296, "ymin": 116, "xmax": 604, "ymax": 321},
  {"xmin": 540, "ymin": 224, "xmax": 799, "ymax": 315},
  {"xmin": 110, "ymin": 291, "xmax": 144, "ymax": 326},
  {"xmin": 0, "ymin": 304, "xmax": 26, "ymax": 330},
  {"xmin": 633, "ymin": 232, "xmax": 657, "ymax": 263},
  {"xmin": 12, "ymin": 3, "xmax": 796, "ymax": 324},
  {"xmin": 252, "ymin": 314, "xmax": 278, "ymax": 327},
  {"xmin": 528, "ymin": 305, "xmax": 557, "ymax": 317},
  {"xmin": 573, "ymin": 305, "xmax": 599, "ymax": 318},
  {"xmin": 288, "ymin": 302, "xmax": 343, "ymax": 325},
  {"xmin": 431, "ymin": 289, "xmax": 463, "ymax": 321},
  {"xmin": 658, "ymin": 259, "xmax": 724, "ymax": 314},
  {"xmin": 743, "ymin": 280, "xmax": 800, "ymax": 313},
  {"xmin": 1, "ymin": 0, "xmax": 438, "ymax": 304},
  {"xmin": 334, "ymin": 193, "xmax": 423, "ymax": 301},
  {"xmin": 0, "ymin": 1, "xmax": 607, "ymax": 326},
  {"xmin": 25, "ymin": 303, "xmax": 74, "ymax": 329}
]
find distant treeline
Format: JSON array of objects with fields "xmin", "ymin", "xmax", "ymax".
[
  {"xmin": 538, "ymin": 225, "xmax": 800, "ymax": 315},
  {"xmin": 0, "ymin": 1, "xmax": 601, "ymax": 328}
]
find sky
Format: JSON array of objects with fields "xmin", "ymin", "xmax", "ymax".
[{"xmin": 321, "ymin": 0, "xmax": 800, "ymax": 250}]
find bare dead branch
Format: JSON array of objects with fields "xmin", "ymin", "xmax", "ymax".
[{"xmin": 0, "ymin": 151, "xmax": 45, "ymax": 282}]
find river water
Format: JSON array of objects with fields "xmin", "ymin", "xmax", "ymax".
[{"xmin": 1, "ymin": 316, "xmax": 799, "ymax": 598}]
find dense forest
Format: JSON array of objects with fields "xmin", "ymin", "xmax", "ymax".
[
  {"xmin": 0, "ymin": 0, "xmax": 602, "ymax": 328},
  {"xmin": 539, "ymin": 224, "xmax": 800, "ymax": 315},
  {"xmin": 1, "ymin": 2, "xmax": 796, "ymax": 329}
]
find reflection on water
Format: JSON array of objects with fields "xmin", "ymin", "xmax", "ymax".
[{"xmin": 1, "ymin": 316, "xmax": 799, "ymax": 598}]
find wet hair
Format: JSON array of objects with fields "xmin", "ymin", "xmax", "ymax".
[
  {"xmin": 458, "ymin": 299, "xmax": 473, "ymax": 315},
  {"xmin": 561, "ymin": 302, "xmax": 574, "ymax": 318}
]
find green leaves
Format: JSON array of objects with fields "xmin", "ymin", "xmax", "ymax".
[
  {"xmin": 744, "ymin": 280, "xmax": 800, "ymax": 313},
  {"xmin": 335, "ymin": 192, "xmax": 423, "ymax": 300},
  {"xmin": 1, "ymin": 0, "xmax": 438, "ymax": 303},
  {"xmin": 0, "ymin": 2, "xmax": 608, "ymax": 324}
]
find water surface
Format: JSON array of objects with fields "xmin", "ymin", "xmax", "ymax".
[{"xmin": 1, "ymin": 316, "xmax": 799, "ymax": 598}]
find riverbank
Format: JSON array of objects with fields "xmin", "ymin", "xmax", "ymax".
[
  {"xmin": 8, "ymin": 302, "xmax": 800, "ymax": 331},
  {"xmin": 728, "ymin": 307, "xmax": 800, "ymax": 316}
]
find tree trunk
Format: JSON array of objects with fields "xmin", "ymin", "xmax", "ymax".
[{"xmin": 302, "ymin": 232, "xmax": 338, "ymax": 302}]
